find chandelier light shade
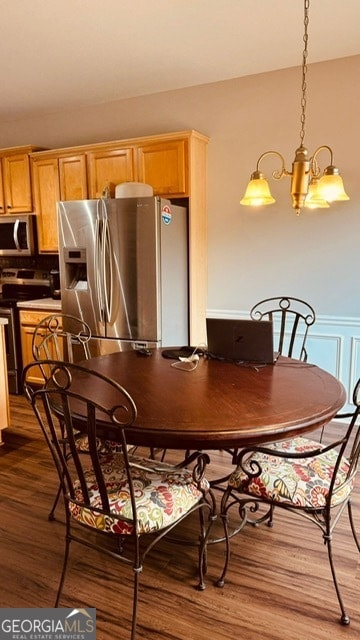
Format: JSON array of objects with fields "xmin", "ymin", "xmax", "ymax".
[
  {"xmin": 240, "ymin": 0, "xmax": 349, "ymax": 215},
  {"xmin": 240, "ymin": 170, "xmax": 275, "ymax": 206},
  {"xmin": 304, "ymin": 178, "xmax": 329, "ymax": 209},
  {"xmin": 317, "ymin": 168, "xmax": 350, "ymax": 202}
]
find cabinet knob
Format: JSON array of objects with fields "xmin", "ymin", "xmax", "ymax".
[{"xmin": 7, "ymin": 204, "xmax": 12, "ymax": 209}]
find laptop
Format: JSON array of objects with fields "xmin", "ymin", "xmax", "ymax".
[{"xmin": 206, "ymin": 318, "xmax": 279, "ymax": 364}]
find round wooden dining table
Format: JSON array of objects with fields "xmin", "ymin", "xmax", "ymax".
[{"xmin": 77, "ymin": 348, "xmax": 346, "ymax": 450}]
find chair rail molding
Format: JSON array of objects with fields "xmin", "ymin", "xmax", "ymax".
[{"xmin": 207, "ymin": 309, "xmax": 360, "ymax": 413}]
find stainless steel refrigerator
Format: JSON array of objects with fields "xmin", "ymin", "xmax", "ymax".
[{"xmin": 57, "ymin": 197, "xmax": 188, "ymax": 354}]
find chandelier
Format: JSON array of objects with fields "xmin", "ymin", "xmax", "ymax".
[{"xmin": 240, "ymin": 0, "xmax": 349, "ymax": 215}]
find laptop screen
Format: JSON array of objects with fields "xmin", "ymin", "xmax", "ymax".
[{"xmin": 206, "ymin": 318, "xmax": 277, "ymax": 364}]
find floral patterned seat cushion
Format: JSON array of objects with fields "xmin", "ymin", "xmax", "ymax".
[
  {"xmin": 75, "ymin": 433, "xmax": 124, "ymax": 455},
  {"xmin": 228, "ymin": 436, "xmax": 353, "ymax": 509},
  {"xmin": 69, "ymin": 453, "xmax": 209, "ymax": 535}
]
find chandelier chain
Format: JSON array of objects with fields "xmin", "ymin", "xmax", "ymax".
[{"xmin": 300, "ymin": 0, "xmax": 310, "ymax": 147}]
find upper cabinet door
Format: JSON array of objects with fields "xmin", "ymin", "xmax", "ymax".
[
  {"xmin": 87, "ymin": 148, "xmax": 135, "ymax": 198},
  {"xmin": 31, "ymin": 157, "xmax": 60, "ymax": 253},
  {"xmin": 136, "ymin": 139, "xmax": 187, "ymax": 196},
  {"xmin": 2, "ymin": 153, "xmax": 33, "ymax": 213},
  {"xmin": 59, "ymin": 154, "xmax": 88, "ymax": 200},
  {"xmin": 0, "ymin": 161, "xmax": 4, "ymax": 214}
]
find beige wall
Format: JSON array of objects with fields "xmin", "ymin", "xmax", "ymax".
[{"xmin": 1, "ymin": 54, "xmax": 359, "ymax": 317}]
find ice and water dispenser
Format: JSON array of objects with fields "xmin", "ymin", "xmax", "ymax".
[{"xmin": 63, "ymin": 248, "xmax": 88, "ymax": 291}]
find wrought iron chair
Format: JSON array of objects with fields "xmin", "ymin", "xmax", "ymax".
[
  {"xmin": 250, "ymin": 296, "xmax": 316, "ymax": 361},
  {"xmin": 241, "ymin": 296, "xmax": 316, "ymax": 490},
  {"xmin": 32, "ymin": 313, "xmax": 92, "ymax": 365},
  {"xmin": 216, "ymin": 376, "xmax": 360, "ymax": 626},
  {"xmin": 224, "ymin": 296, "xmax": 316, "ymax": 466},
  {"xmin": 31, "ymin": 313, "xmax": 125, "ymax": 520},
  {"xmin": 23, "ymin": 360, "xmax": 216, "ymax": 640}
]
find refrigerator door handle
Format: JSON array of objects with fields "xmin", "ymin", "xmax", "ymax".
[
  {"xmin": 102, "ymin": 214, "xmax": 113, "ymax": 323},
  {"xmin": 102, "ymin": 199, "xmax": 133, "ymax": 337},
  {"xmin": 95, "ymin": 202, "xmax": 106, "ymax": 322}
]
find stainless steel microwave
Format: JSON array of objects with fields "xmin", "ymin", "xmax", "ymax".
[{"xmin": 0, "ymin": 214, "xmax": 37, "ymax": 256}]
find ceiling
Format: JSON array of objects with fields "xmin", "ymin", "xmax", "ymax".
[{"xmin": 1, "ymin": 0, "xmax": 360, "ymax": 122}]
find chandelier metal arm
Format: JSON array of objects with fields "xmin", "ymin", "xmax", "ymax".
[
  {"xmin": 310, "ymin": 145, "xmax": 334, "ymax": 176},
  {"xmin": 255, "ymin": 150, "xmax": 290, "ymax": 181}
]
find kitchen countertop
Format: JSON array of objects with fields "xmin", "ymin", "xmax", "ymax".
[{"xmin": 17, "ymin": 297, "xmax": 62, "ymax": 311}]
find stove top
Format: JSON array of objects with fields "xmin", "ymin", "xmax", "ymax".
[
  {"xmin": 0, "ymin": 267, "xmax": 51, "ymax": 304},
  {"xmin": 0, "ymin": 267, "xmax": 50, "ymax": 287}
]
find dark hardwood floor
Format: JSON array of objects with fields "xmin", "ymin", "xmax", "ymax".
[{"xmin": 1, "ymin": 394, "xmax": 359, "ymax": 639}]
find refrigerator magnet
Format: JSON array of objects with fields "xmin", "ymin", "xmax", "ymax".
[{"xmin": 161, "ymin": 204, "xmax": 172, "ymax": 225}]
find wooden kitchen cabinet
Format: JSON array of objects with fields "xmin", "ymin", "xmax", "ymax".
[
  {"xmin": 59, "ymin": 154, "xmax": 88, "ymax": 201},
  {"xmin": 0, "ymin": 146, "xmax": 44, "ymax": 215},
  {"xmin": 20, "ymin": 309, "xmax": 63, "ymax": 385},
  {"xmin": 2, "ymin": 153, "xmax": 32, "ymax": 213},
  {"xmin": 87, "ymin": 147, "xmax": 134, "ymax": 198},
  {"xmin": 31, "ymin": 152, "xmax": 88, "ymax": 253},
  {"xmin": 136, "ymin": 139, "xmax": 187, "ymax": 196},
  {"xmin": 87, "ymin": 137, "xmax": 188, "ymax": 198},
  {"xmin": 0, "ymin": 161, "xmax": 4, "ymax": 213},
  {"xmin": 31, "ymin": 157, "xmax": 61, "ymax": 253}
]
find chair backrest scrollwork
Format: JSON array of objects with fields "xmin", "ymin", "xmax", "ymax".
[
  {"xmin": 250, "ymin": 296, "xmax": 316, "ymax": 361},
  {"xmin": 32, "ymin": 313, "xmax": 92, "ymax": 377}
]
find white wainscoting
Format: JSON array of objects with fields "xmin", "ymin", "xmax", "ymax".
[{"xmin": 207, "ymin": 310, "xmax": 360, "ymax": 413}]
